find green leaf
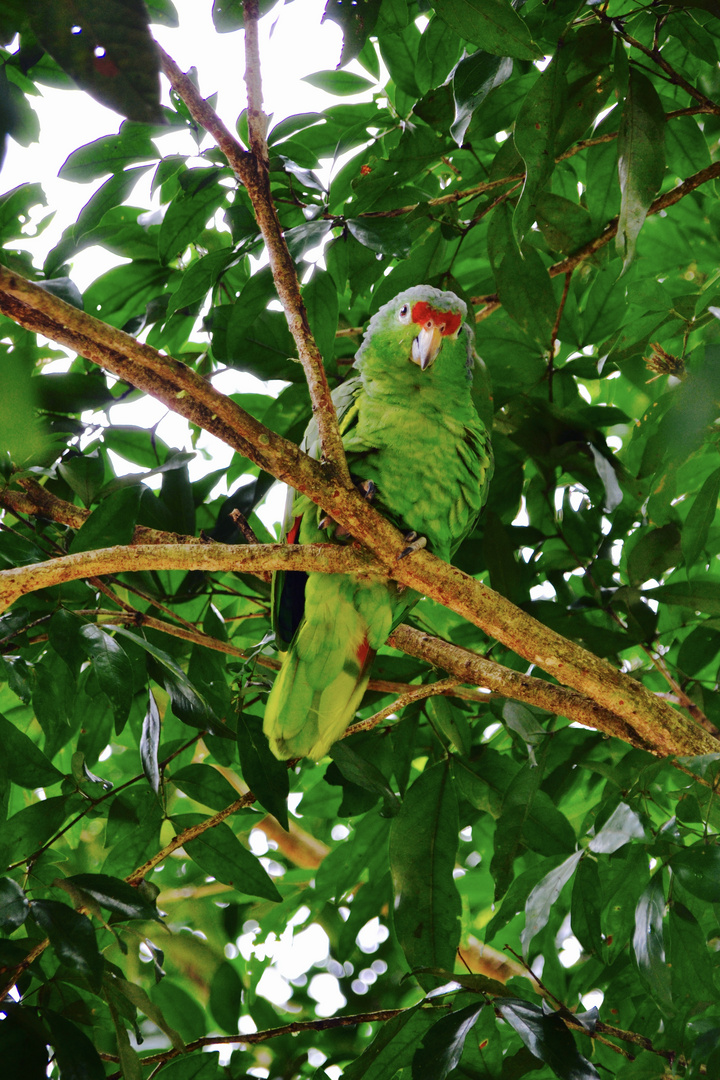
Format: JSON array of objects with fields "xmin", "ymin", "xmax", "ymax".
[
  {"xmin": 513, "ymin": 50, "xmax": 569, "ymax": 245},
  {"xmin": 78, "ymin": 624, "xmax": 134, "ymax": 729},
  {"xmin": 63, "ymin": 873, "xmax": 162, "ymax": 920},
  {"xmin": 0, "ymin": 1004, "xmax": 49, "ymax": 1079},
  {"xmin": 43, "ymin": 1009, "xmax": 105, "ymax": 1080},
  {"xmin": 571, "ymin": 857, "xmax": 602, "ymax": 956},
  {"xmin": 171, "ymin": 762, "xmax": 241, "ymax": 811},
  {"xmin": 150, "ymin": 1055, "xmax": 219, "ymax": 1080},
  {"xmin": 69, "ymin": 485, "xmax": 142, "ymax": 552},
  {"xmin": 669, "ymin": 901, "xmax": 717, "ymax": 1008},
  {"xmin": 0, "ymin": 877, "xmax": 29, "ymax": 932},
  {"xmin": 389, "ymin": 761, "xmax": 461, "ymax": 986},
  {"xmin": 588, "ymin": 802, "xmax": 646, "ymax": 854},
  {"xmin": 330, "ymin": 743, "xmax": 400, "ymax": 816},
  {"xmin": 140, "ymin": 689, "xmax": 161, "ymax": 794},
  {"xmin": 58, "ymin": 123, "xmax": 158, "ymax": 182},
  {"xmin": 646, "ymin": 581, "xmax": 720, "ymax": 616},
  {"xmin": 30, "ymin": 899, "xmax": 104, "ymax": 989},
  {"xmin": 30, "ymin": 0, "xmax": 162, "ymax": 123},
  {"xmin": 682, "ymin": 466, "xmax": 720, "ymax": 572},
  {"xmin": 1, "ymin": 796, "xmax": 76, "ymax": 867},
  {"xmin": 236, "ymin": 713, "xmax": 289, "ymax": 830},
  {"xmin": 303, "ymin": 70, "xmax": 375, "ymax": 96},
  {"xmin": 159, "ymin": 170, "xmax": 229, "ymax": 263},
  {"xmin": 303, "ymin": 269, "xmax": 339, "ymax": 365},
  {"xmin": 59, "ymin": 451, "xmax": 105, "ymax": 508},
  {"xmin": 412, "ymin": 1001, "xmax": 485, "ymax": 1080},
  {"xmin": 347, "ymin": 216, "xmax": 413, "ymax": 257},
  {"xmin": 451, "ymin": 49, "xmax": 513, "ymax": 145},
  {"xmin": 434, "ymin": 0, "xmax": 541, "ymax": 60},
  {"xmin": 110, "ymin": 975, "xmax": 184, "ymax": 1049},
  {"xmin": 670, "ymin": 841, "xmax": 720, "ymax": 902},
  {"xmin": 494, "ymin": 237, "xmax": 556, "ymax": 348},
  {"xmin": 521, "ymin": 851, "xmax": 582, "ymax": 955},
  {"xmin": 209, "ymin": 960, "xmax": 243, "ymax": 1034},
  {"xmin": 0, "ymin": 712, "xmax": 63, "ymax": 788},
  {"xmin": 496, "ymin": 999, "xmax": 601, "ymax": 1080},
  {"xmin": 109, "ymin": 625, "xmax": 215, "ymax": 730},
  {"xmin": 176, "ymin": 815, "xmax": 281, "ymax": 901},
  {"xmin": 632, "ymin": 876, "xmax": 673, "ymax": 1011},
  {"xmin": 616, "ymin": 71, "xmax": 666, "ymax": 270}
]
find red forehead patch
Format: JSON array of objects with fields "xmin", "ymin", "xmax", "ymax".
[{"xmin": 411, "ymin": 300, "xmax": 462, "ymax": 336}]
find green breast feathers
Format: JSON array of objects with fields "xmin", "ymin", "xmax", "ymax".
[{"xmin": 263, "ymin": 285, "xmax": 493, "ymax": 761}]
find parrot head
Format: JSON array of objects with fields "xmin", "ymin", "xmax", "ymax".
[{"xmin": 355, "ymin": 285, "xmax": 470, "ymax": 377}]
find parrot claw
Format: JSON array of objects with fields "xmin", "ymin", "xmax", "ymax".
[
  {"xmin": 319, "ymin": 479, "xmax": 377, "ymax": 534},
  {"xmin": 398, "ymin": 530, "xmax": 427, "ymax": 559}
]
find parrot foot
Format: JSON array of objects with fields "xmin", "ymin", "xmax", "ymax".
[
  {"xmin": 319, "ymin": 478, "xmax": 377, "ymax": 535},
  {"xmin": 398, "ymin": 530, "xmax": 427, "ymax": 559}
]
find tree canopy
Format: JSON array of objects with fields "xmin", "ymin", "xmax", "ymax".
[{"xmin": 1, "ymin": 0, "xmax": 720, "ymax": 1077}]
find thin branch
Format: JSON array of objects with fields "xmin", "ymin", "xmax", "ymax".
[
  {"xmin": 125, "ymin": 791, "xmax": 256, "ymax": 885},
  {"xmin": 103, "ymin": 1008, "xmax": 412, "ymax": 1069},
  {"xmin": 345, "ymin": 677, "xmax": 462, "ymax": 737},
  {"xmin": 158, "ymin": 40, "xmax": 350, "ymax": 479},
  {"xmin": 472, "ymin": 160, "xmax": 720, "ymax": 317}
]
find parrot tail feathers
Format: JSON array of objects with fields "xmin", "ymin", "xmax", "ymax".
[{"xmin": 263, "ymin": 618, "xmax": 376, "ymax": 762}]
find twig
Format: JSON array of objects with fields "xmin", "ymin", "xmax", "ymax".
[
  {"xmin": 345, "ymin": 677, "xmax": 461, "ymax": 737},
  {"xmin": 472, "ymin": 160, "xmax": 720, "ymax": 318},
  {"xmin": 125, "ymin": 791, "xmax": 256, "ymax": 884}
]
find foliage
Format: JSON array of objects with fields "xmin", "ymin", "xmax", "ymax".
[{"xmin": 1, "ymin": 0, "xmax": 720, "ymax": 1077}]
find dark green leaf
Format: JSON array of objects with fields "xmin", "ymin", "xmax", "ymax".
[
  {"xmin": 63, "ymin": 873, "xmax": 162, "ymax": 920},
  {"xmin": 171, "ymin": 763, "xmax": 240, "ymax": 811},
  {"xmin": 682, "ymin": 466, "xmax": 720, "ymax": 571},
  {"xmin": 29, "ymin": 0, "xmax": 162, "ymax": 122},
  {"xmin": 389, "ymin": 761, "xmax": 461, "ymax": 986},
  {"xmin": 435, "ymin": 0, "xmax": 541, "ymax": 60},
  {"xmin": 451, "ymin": 50, "xmax": 513, "ymax": 145},
  {"xmin": 30, "ymin": 899, "xmax": 104, "ymax": 988},
  {"xmin": 670, "ymin": 841, "xmax": 720, "ymax": 902},
  {"xmin": 412, "ymin": 1001, "xmax": 485, "ymax": 1080},
  {"xmin": 236, "ymin": 713, "xmax": 289, "ymax": 830},
  {"xmin": 303, "ymin": 69, "xmax": 375, "ymax": 95},
  {"xmin": 140, "ymin": 689, "xmax": 161, "ymax": 794},
  {"xmin": 521, "ymin": 851, "xmax": 582, "ymax": 955},
  {"xmin": 341, "ymin": 1004, "xmax": 441, "ymax": 1080},
  {"xmin": 513, "ymin": 50, "xmax": 568, "ymax": 244},
  {"xmin": 616, "ymin": 71, "xmax": 666, "ymax": 269},
  {"xmin": 588, "ymin": 802, "xmax": 646, "ymax": 854},
  {"xmin": 78, "ymin": 624, "xmax": 134, "ymax": 729},
  {"xmin": 43, "ymin": 1009, "xmax": 105, "ymax": 1080},
  {"xmin": 176, "ymin": 815, "xmax": 281, "ymax": 901},
  {"xmin": 0, "ymin": 712, "xmax": 63, "ymax": 788},
  {"xmin": 497, "ymin": 999, "xmax": 601, "ymax": 1080},
  {"xmin": 633, "ymin": 876, "xmax": 672, "ymax": 1010},
  {"xmin": 0, "ymin": 877, "xmax": 28, "ymax": 932},
  {"xmin": 69, "ymin": 485, "xmax": 142, "ymax": 553}
]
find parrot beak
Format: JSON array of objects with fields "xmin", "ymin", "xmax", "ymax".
[{"xmin": 410, "ymin": 324, "xmax": 443, "ymax": 370}]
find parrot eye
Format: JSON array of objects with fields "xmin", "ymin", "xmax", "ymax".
[
  {"xmin": 398, "ymin": 303, "xmax": 410, "ymax": 322},
  {"xmin": 439, "ymin": 323, "xmax": 446, "ymax": 333}
]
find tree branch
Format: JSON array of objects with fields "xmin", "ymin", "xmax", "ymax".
[
  {"xmin": 158, "ymin": 36, "xmax": 350, "ymax": 479},
  {"xmin": 472, "ymin": 160, "xmax": 720, "ymax": 317},
  {"xmin": 0, "ymin": 541, "xmax": 374, "ymax": 612}
]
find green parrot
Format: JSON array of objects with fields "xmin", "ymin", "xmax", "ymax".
[{"xmin": 263, "ymin": 285, "xmax": 493, "ymax": 761}]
